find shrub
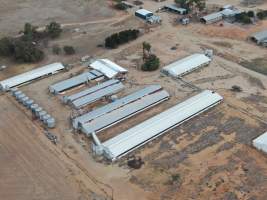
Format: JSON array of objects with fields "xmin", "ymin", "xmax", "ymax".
[
  {"xmin": 141, "ymin": 54, "xmax": 160, "ymax": 71},
  {"xmin": 114, "ymin": 2, "xmax": 127, "ymax": 10},
  {"xmin": 0, "ymin": 37, "xmax": 14, "ymax": 57},
  {"xmin": 63, "ymin": 45, "xmax": 75, "ymax": 55},
  {"xmin": 52, "ymin": 45, "xmax": 61, "ymax": 55},
  {"xmin": 235, "ymin": 12, "xmax": 252, "ymax": 24}
]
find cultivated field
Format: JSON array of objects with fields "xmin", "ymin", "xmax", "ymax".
[{"xmin": 0, "ymin": 0, "xmax": 267, "ymax": 200}]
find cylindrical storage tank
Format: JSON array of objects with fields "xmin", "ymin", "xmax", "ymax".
[
  {"xmin": 42, "ymin": 114, "xmax": 51, "ymax": 123},
  {"xmin": 46, "ymin": 117, "xmax": 56, "ymax": 128},
  {"xmin": 15, "ymin": 92, "xmax": 24, "ymax": 100},
  {"xmin": 34, "ymin": 107, "xmax": 43, "ymax": 117},
  {"xmin": 17, "ymin": 93, "xmax": 26, "ymax": 102},
  {"xmin": 39, "ymin": 111, "xmax": 47, "ymax": 121},
  {"xmin": 14, "ymin": 90, "xmax": 22, "ymax": 97},
  {"xmin": 25, "ymin": 99, "xmax": 34, "ymax": 108},
  {"xmin": 22, "ymin": 96, "xmax": 29, "ymax": 105},
  {"xmin": 30, "ymin": 104, "xmax": 38, "ymax": 112},
  {"xmin": 11, "ymin": 88, "xmax": 18, "ymax": 96},
  {"xmin": 18, "ymin": 94, "xmax": 26, "ymax": 103}
]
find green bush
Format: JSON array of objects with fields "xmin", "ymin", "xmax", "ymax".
[
  {"xmin": 63, "ymin": 46, "xmax": 75, "ymax": 55},
  {"xmin": 247, "ymin": 10, "xmax": 254, "ymax": 18},
  {"xmin": 114, "ymin": 2, "xmax": 127, "ymax": 10},
  {"xmin": 141, "ymin": 54, "xmax": 160, "ymax": 71},
  {"xmin": 235, "ymin": 12, "xmax": 252, "ymax": 24}
]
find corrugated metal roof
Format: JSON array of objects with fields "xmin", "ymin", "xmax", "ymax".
[
  {"xmin": 201, "ymin": 12, "xmax": 223, "ymax": 22},
  {"xmin": 90, "ymin": 59, "xmax": 127, "ymax": 78},
  {"xmin": 135, "ymin": 9, "xmax": 153, "ymax": 16},
  {"xmin": 82, "ymin": 90, "xmax": 170, "ymax": 135},
  {"xmin": 253, "ymin": 131, "xmax": 267, "ymax": 153},
  {"xmin": 65, "ymin": 79, "xmax": 120, "ymax": 103},
  {"xmin": 162, "ymin": 54, "xmax": 211, "ymax": 77},
  {"xmin": 72, "ymin": 82, "xmax": 124, "ymax": 109},
  {"xmin": 0, "ymin": 63, "xmax": 64, "ymax": 91},
  {"xmin": 49, "ymin": 71, "xmax": 102, "ymax": 94},
  {"xmin": 251, "ymin": 30, "xmax": 267, "ymax": 42},
  {"xmin": 72, "ymin": 85, "xmax": 162, "ymax": 129},
  {"xmin": 164, "ymin": 4, "xmax": 187, "ymax": 13},
  {"xmin": 102, "ymin": 90, "xmax": 223, "ymax": 161}
]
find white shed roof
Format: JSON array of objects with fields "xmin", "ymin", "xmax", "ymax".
[
  {"xmin": 0, "ymin": 63, "xmax": 64, "ymax": 91},
  {"xmin": 102, "ymin": 90, "xmax": 223, "ymax": 161},
  {"xmin": 135, "ymin": 9, "xmax": 153, "ymax": 16},
  {"xmin": 253, "ymin": 132, "xmax": 267, "ymax": 153},
  {"xmin": 89, "ymin": 59, "xmax": 127, "ymax": 78},
  {"xmin": 162, "ymin": 54, "xmax": 211, "ymax": 77},
  {"xmin": 201, "ymin": 12, "xmax": 223, "ymax": 22}
]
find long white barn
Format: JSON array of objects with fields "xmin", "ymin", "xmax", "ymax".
[
  {"xmin": 101, "ymin": 90, "xmax": 223, "ymax": 161},
  {"xmin": 162, "ymin": 54, "xmax": 211, "ymax": 78},
  {"xmin": 0, "ymin": 63, "xmax": 64, "ymax": 91}
]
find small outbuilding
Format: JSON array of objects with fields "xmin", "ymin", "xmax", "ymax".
[
  {"xmin": 135, "ymin": 9, "xmax": 153, "ymax": 20},
  {"xmin": 164, "ymin": 4, "xmax": 187, "ymax": 15},
  {"xmin": 250, "ymin": 30, "xmax": 267, "ymax": 46},
  {"xmin": 253, "ymin": 131, "xmax": 267, "ymax": 153},
  {"xmin": 89, "ymin": 59, "xmax": 128, "ymax": 79},
  {"xmin": 200, "ymin": 12, "xmax": 223, "ymax": 24}
]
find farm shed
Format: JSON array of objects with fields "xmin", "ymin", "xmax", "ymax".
[
  {"xmin": 135, "ymin": 9, "xmax": 153, "ymax": 20},
  {"xmin": 251, "ymin": 30, "xmax": 267, "ymax": 46},
  {"xmin": 89, "ymin": 59, "xmax": 128, "ymax": 78},
  {"xmin": 81, "ymin": 90, "xmax": 169, "ymax": 136},
  {"xmin": 49, "ymin": 70, "xmax": 103, "ymax": 94},
  {"xmin": 63, "ymin": 79, "xmax": 120, "ymax": 104},
  {"xmin": 200, "ymin": 12, "xmax": 223, "ymax": 24},
  {"xmin": 72, "ymin": 85, "xmax": 162, "ymax": 129},
  {"xmin": 161, "ymin": 54, "xmax": 211, "ymax": 77},
  {"xmin": 72, "ymin": 81, "xmax": 124, "ymax": 109},
  {"xmin": 0, "ymin": 63, "xmax": 64, "ymax": 91},
  {"xmin": 164, "ymin": 4, "xmax": 187, "ymax": 15},
  {"xmin": 101, "ymin": 90, "xmax": 223, "ymax": 161},
  {"xmin": 253, "ymin": 132, "xmax": 267, "ymax": 153}
]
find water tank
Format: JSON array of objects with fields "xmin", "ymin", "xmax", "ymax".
[
  {"xmin": 46, "ymin": 117, "xmax": 56, "ymax": 128},
  {"xmin": 42, "ymin": 114, "xmax": 51, "ymax": 123},
  {"xmin": 21, "ymin": 96, "xmax": 29, "ymax": 105},
  {"xmin": 39, "ymin": 111, "xmax": 47, "ymax": 121},
  {"xmin": 25, "ymin": 99, "xmax": 34, "ymax": 108},
  {"xmin": 15, "ymin": 91, "xmax": 23, "ymax": 99},
  {"xmin": 17, "ymin": 93, "xmax": 26, "ymax": 102},
  {"xmin": 30, "ymin": 104, "xmax": 39, "ymax": 112},
  {"xmin": 34, "ymin": 107, "xmax": 43, "ymax": 117},
  {"xmin": 11, "ymin": 88, "xmax": 18, "ymax": 96}
]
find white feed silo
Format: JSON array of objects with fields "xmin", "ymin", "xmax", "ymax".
[
  {"xmin": 34, "ymin": 107, "xmax": 43, "ymax": 117},
  {"xmin": 25, "ymin": 99, "xmax": 34, "ymax": 108},
  {"xmin": 11, "ymin": 88, "xmax": 18, "ymax": 96},
  {"xmin": 42, "ymin": 114, "xmax": 51, "ymax": 123},
  {"xmin": 17, "ymin": 93, "xmax": 26, "ymax": 102},
  {"xmin": 39, "ymin": 111, "xmax": 47, "ymax": 121},
  {"xmin": 21, "ymin": 96, "xmax": 29, "ymax": 105},
  {"xmin": 46, "ymin": 117, "xmax": 56, "ymax": 128},
  {"xmin": 30, "ymin": 104, "xmax": 39, "ymax": 112}
]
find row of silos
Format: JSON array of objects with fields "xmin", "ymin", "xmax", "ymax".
[{"xmin": 11, "ymin": 88, "xmax": 56, "ymax": 128}]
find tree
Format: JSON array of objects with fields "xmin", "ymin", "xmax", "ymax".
[
  {"xmin": 175, "ymin": 0, "xmax": 206, "ymax": 11},
  {"xmin": 13, "ymin": 40, "xmax": 44, "ymax": 62},
  {"xmin": 63, "ymin": 46, "xmax": 75, "ymax": 55},
  {"xmin": 142, "ymin": 42, "xmax": 151, "ymax": 60},
  {"xmin": 22, "ymin": 23, "xmax": 38, "ymax": 41},
  {"xmin": 0, "ymin": 37, "xmax": 14, "ymax": 57},
  {"xmin": 247, "ymin": 10, "xmax": 254, "ymax": 18},
  {"xmin": 46, "ymin": 22, "xmax": 62, "ymax": 38},
  {"xmin": 142, "ymin": 54, "xmax": 160, "ymax": 71}
]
